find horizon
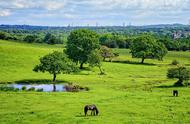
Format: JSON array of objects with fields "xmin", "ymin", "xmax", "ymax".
[
  {"xmin": 0, "ymin": 23, "xmax": 189, "ymax": 27},
  {"xmin": 0, "ymin": 0, "xmax": 190, "ymax": 26}
]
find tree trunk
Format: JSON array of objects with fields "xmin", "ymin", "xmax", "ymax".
[
  {"xmin": 53, "ymin": 73, "xmax": 56, "ymax": 92},
  {"xmin": 80, "ymin": 62, "xmax": 84, "ymax": 69},
  {"xmin": 175, "ymin": 78, "xmax": 183, "ymax": 86},
  {"xmin": 103, "ymin": 57, "xmax": 106, "ymax": 61},
  {"xmin": 99, "ymin": 66, "xmax": 104, "ymax": 75},
  {"xmin": 141, "ymin": 57, "xmax": 145, "ymax": 64}
]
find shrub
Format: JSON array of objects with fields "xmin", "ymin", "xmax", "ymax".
[
  {"xmin": 64, "ymin": 83, "xmax": 89, "ymax": 92},
  {"xmin": 0, "ymin": 85, "xmax": 15, "ymax": 91},
  {"xmin": 27, "ymin": 87, "xmax": 35, "ymax": 91},
  {"xmin": 21, "ymin": 86, "xmax": 27, "ymax": 91},
  {"xmin": 36, "ymin": 88, "xmax": 43, "ymax": 92},
  {"xmin": 171, "ymin": 60, "xmax": 179, "ymax": 65},
  {"xmin": 14, "ymin": 88, "xmax": 20, "ymax": 92}
]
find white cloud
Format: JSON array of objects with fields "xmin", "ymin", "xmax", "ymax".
[
  {"xmin": 43, "ymin": 1, "xmax": 66, "ymax": 11},
  {"xmin": 80, "ymin": 0, "xmax": 190, "ymax": 10},
  {"xmin": 0, "ymin": 0, "xmax": 190, "ymax": 25},
  {"xmin": 0, "ymin": 9, "xmax": 11, "ymax": 16}
]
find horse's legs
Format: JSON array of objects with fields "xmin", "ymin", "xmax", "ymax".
[
  {"xmin": 91, "ymin": 110, "xmax": 92, "ymax": 116},
  {"xmin": 84, "ymin": 108, "xmax": 88, "ymax": 116}
]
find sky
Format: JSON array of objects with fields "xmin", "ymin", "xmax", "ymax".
[{"xmin": 0, "ymin": 0, "xmax": 190, "ymax": 26}]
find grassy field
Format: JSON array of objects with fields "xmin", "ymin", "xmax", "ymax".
[{"xmin": 0, "ymin": 40, "xmax": 190, "ymax": 124}]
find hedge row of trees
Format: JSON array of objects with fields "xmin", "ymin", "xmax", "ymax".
[
  {"xmin": 99, "ymin": 33, "xmax": 190, "ymax": 51},
  {"xmin": 0, "ymin": 31, "xmax": 65, "ymax": 44},
  {"xmin": 1, "ymin": 29, "xmax": 190, "ymax": 51}
]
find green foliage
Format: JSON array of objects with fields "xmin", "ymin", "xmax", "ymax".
[
  {"xmin": 24, "ymin": 35, "xmax": 38, "ymax": 43},
  {"xmin": 21, "ymin": 86, "xmax": 26, "ymax": 91},
  {"xmin": 27, "ymin": 87, "xmax": 35, "ymax": 91},
  {"xmin": 100, "ymin": 46, "xmax": 114, "ymax": 61},
  {"xmin": 0, "ymin": 85, "xmax": 15, "ymax": 91},
  {"xmin": 99, "ymin": 34, "xmax": 131, "ymax": 48},
  {"xmin": 44, "ymin": 33, "xmax": 62, "ymax": 44},
  {"xmin": 171, "ymin": 60, "xmax": 179, "ymax": 65},
  {"xmin": 88, "ymin": 50, "xmax": 104, "ymax": 74},
  {"xmin": 33, "ymin": 51, "xmax": 78, "ymax": 82},
  {"xmin": 36, "ymin": 88, "xmax": 43, "ymax": 92},
  {"xmin": 66, "ymin": 29, "xmax": 100, "ymax": 69},
  {"xmin": 167, "ymin": 66, "xmax": 190, "ymax": 86},
  {"xmin": 0, "ymin": 31, "xmax": 8, "ymax": 40},
  {"xmin": 130, "ymin": 34, "xmax": 168, "ymax": 63}
]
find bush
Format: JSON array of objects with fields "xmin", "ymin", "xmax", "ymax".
[
  {"xmin": 0, "ymin": 85, "xmax": 15, "ymax": 91},
  {"xmin": 36, "ymin": 88, "xmax": 43, "ymax": 92},
  {"xmin": 171, "ymin": 60, "xmax": 179, "ymax": 65},
  {"xmin": 14, "ymin": 88, "xmax": 20, "ymax": 92},
  {"xmin": 64, "ymin": 83, "xmax": 89, "ymax": 92},
  {"xmin": 27, "ymin": 87, "xmax": 35, "ymax": 91},
  {"xmin": 21, "ymin": 86, "xmax": 27, "ymax": 91}
]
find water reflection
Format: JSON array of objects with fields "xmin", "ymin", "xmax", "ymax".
[{"xmin": 9, "ymin": 84, "xmax": 65, "ymax": 92}]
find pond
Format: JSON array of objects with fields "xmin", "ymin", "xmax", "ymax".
[{"xmin": 9, "ymin": 84, "xmax": 65, "ymax": 92}]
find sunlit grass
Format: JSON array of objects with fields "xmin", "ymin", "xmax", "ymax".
[{"xmin": 0, "ymin": 40, "xmax": 190, "ymax": 124}]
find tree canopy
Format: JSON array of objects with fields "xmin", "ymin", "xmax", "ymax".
[
  {"xmin": 100, "ymin": 46, "xmax": 114, "ymax": 61},
  {"xmin": 33, "ymin": 51, "xmax": 78, "ymax": 91},
  {"xmin": 66, "ymin": 29, "xmax": 100, "ymax": 69},
  {"xmin": 130, "ymin": 34, "xmax": 168, "ymax": 63},
  {"xmin": 167, "ymin": 66, "xmax": 190, "ymax": 86}
]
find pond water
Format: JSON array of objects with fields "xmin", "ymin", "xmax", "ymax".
[{"xmin": 9, "ymin": 84, "xmax": 65, "ymax": 92}]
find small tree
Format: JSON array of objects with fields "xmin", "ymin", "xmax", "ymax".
[
  {"xmin": 0, "ymin": 31, "xmax": 8, "ymax": 40},
  {"xmin": 33, "ymin": 51, "xmax": 78, "ymax": 91},
  {"xmin": 88, "ymin": 50, "xmax": 104, "ymax": 74},
  {"xmin": 66, "ymin": 29, "xmax": 100, "ymax": 69},
  {"xmin": 100, "ymin": 46, "xmax": 114, "ymax": 61},
  {"xmin": 24, "ymin": 35, "xmax": 38, "ymax": 43},
  {"xmin": 130, "ymin": 35, "xmax": 167, "ymax": 63},
  {"xmin": 167, "ymin": 66, "xmax": 190, "ymax": 86},
  {"xmin": 44, "ymin": 33, "xmax": 61, "ymax": 44}
]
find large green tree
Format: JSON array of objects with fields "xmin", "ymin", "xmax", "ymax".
[
  {"xmin": 66, "ymin": 29, "xmax": 100, "ymax": 69},
  {"xmin": 167, "ymin": 66, "xmax": 190, "ymax": 86},
  {"xmin": 33, "ymin": 51, "xmax": 78, "ymax": 91},
  {"xmin": 130, "ymin": 35, "xmax": 168, "ymax": 63}
]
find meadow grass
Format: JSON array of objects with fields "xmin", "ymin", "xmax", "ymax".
[{"xmin": 0, "ymin": 40, "xmax": 190, "ymax": 124}]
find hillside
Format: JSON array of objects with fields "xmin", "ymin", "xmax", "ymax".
[{"xmin": 0, "ymin": 40, "xmax": 190, "ymax": 124}]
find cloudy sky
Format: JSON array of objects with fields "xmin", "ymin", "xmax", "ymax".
[{"xmin": 0, "ymin": 0, "xmax": 190, "ymax": 26}]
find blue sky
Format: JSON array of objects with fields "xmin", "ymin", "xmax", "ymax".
[{"xmin": 0, "ymin": 0, "xmax": 190, "ymax": 26}]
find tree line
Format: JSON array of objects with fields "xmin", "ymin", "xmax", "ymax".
[{"xmin": 0, "ymin": 28, "xmax": 190, "ymax": 51}]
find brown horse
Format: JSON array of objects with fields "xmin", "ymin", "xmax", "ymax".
[{"xmin": 84, "ymin": 104, "xmax": 99, "ymax": 116}]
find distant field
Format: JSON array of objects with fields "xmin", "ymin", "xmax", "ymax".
[{"xmin": 0, "ymin": 40, "xmax": 190, "ymax": 124}]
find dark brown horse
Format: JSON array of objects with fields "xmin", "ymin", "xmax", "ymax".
[{"xmin": 84, "ymin": 104, "xmax": 99, "ymax": 116}]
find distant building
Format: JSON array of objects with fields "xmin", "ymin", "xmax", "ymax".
[{"xmin": 173, "ymin": 32, "xmax": 182, "ymax": 39}]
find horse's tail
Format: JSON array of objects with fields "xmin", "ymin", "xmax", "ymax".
[{"xmin": 95, "ymin": 107, "xmax": 99, "ymax": 115}]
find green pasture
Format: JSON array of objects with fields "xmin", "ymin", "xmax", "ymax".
[{"xmin": 0, "ymin": 40, "xmax": 190, "ymax": 124}]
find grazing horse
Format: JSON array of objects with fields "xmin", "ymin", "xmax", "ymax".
[{"xmin": 84, "ymin": 104, "xmax": 99, "ymax": 116}]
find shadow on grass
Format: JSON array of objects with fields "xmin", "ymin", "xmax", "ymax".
[
  {"xmin": 75, "ymin": 114, "xmax": 100, "ymax": 117},
  {"xmin": 0, "ymin": 79, "xmax": 69, "ymax": 84},
  {"xmin": 110, "ymin": 60, "xmax": 156, "ymax": 66},
  {"xmin": 75, "ymin": 115, "xmax": 86, "ymax": 117},
  {"xmin": 154, "ymin": 84, "xmax": 185, "ymax": 88}
]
